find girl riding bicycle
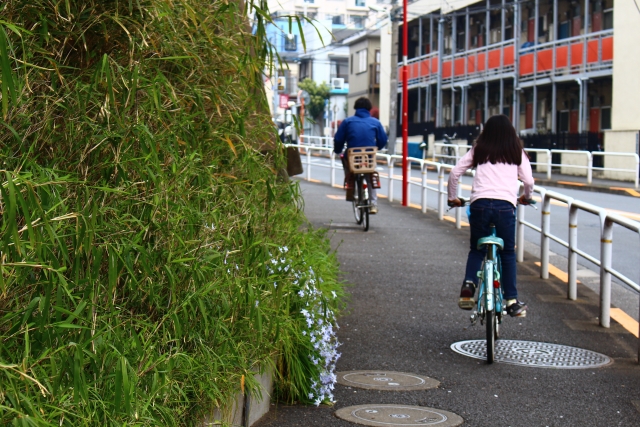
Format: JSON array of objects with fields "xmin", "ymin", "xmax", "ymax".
[{"xmin": 447, "ymin": 115, "xmax": 534, "ymax": 317}]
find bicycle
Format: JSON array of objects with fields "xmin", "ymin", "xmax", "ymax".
[
  {"xmin": 449, "ymin": 196, "xmax": 536, "ymax": 363},
  {"xmin": 345, "ymin": 147, "xmax": 378, "ymax": 232},
  {"xmin": 441, "ymin": 133, "xmax": 457, "ymax": 164}
]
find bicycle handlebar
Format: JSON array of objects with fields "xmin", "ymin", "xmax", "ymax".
[{"xmin": 447, "ymin": 197, "xmax": 538, "ymax": 210}]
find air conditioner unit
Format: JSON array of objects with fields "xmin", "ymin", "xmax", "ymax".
[{"xmin": 331, "ymin": 78, "xmax": 345, "ymax": 90}]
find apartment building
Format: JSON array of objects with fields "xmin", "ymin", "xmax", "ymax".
[{"xmin": 399, "ymin": 0, "xmax": 640, "ymax": 165}]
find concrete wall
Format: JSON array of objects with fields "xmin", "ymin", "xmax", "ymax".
[
  {"xmin": 201, "ymin": 365, "xmax": 274, "ymax": 427},
  {"xmin": 611, "ymin": 0, "xmax": 640, "ymax": 132},
  {"xmin": 559, "ymin": 152, "xmax": 591, "ymax": 177},
  {"xmin": 602, "ymin": 130, "xmax": 640, "ymax": 182}
]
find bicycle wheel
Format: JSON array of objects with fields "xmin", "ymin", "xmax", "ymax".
[
  {"xmin": 361, "ymin": 202, "xmax": 369, "ymax": 231},
  {"xmin": 352, "ymin": 175, "xmax": 363, "ymax": 224},
  {"xmin": 486, "ymin": 309, "xmax": 495, "ymax": 364}
]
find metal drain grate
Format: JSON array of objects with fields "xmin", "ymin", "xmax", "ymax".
[{"xmin": 450, "ymin": 340, "xmax": 612, "ymax": 368}]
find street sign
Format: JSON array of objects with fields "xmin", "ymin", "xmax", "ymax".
[
  {"xmin": 279, "ymin": 94, "xmax": 289, "ymax": 109},
  {"xmin": 298, "ymin": 90, "xmax": 310, "ymax": 106}
]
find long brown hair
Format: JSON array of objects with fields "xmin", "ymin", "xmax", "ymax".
[{"xmin": 472, "ymin": 114, "xmax": 524, "ymax": 167}]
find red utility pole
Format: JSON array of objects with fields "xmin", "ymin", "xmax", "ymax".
[{"xmin": 401, "ymin": 0, "xmax": 409, "ymax": 206}]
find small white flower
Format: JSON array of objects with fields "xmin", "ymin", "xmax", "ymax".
[{"xmin": 255, "ymin": 300, "xmax": 259, "ymax": 307}]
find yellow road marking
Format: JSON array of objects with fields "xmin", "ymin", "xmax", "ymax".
[
  {"xmin": 309, "ymin": 178, "xmax": 321, "ymax": 183},
  {"xmin": 326, "ymin": 195, "xmax": 343, "ymax": 200},
  {"xmin": 610, "ymin": 308, "xmax": 640, "ymax": 338},
  {"xmin": 443, "ymin": 215, "xmax": 469, "ymax": 227},
  {"xmin": 535, "ymin": 262, "xmax": 639, "ymax": 337},
  {"xmin": 610, "ymin": 187, "xmax": 640, "ymax": 197},
  {"xmin": 558, "ymin": 180, "xmax": 586, "ymax": 186},
  {"xmin": 536, "ymin": 262, "xmax": 571, "ymax": 283}
]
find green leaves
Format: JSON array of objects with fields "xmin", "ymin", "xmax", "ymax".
[{"xmin": 0, "ymin": 0, "xmax": 343, "ymax": 425}]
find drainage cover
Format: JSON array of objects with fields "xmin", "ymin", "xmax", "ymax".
[
  {"xmin": 335, "ymin": 404, "xmax": 463, "ymax": 427},
  {"xmin": 336, "ymin": 371, "xmax": 439, "ymax": 391},
  {"xmin": 450, "ymin": 340, "xmax": 612, "ymax": 368}
]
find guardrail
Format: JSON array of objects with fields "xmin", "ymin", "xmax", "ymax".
[
  {"xmin": 516, "ymin": 187, "xmax": 640, "ymax": 328},
  {"xmin": 290, "ymin": 143, "xmax": 640, "ymax": 361},
  {"xmin": 524, "ymin": 148, "xmax": 639, "ymax": 188}
]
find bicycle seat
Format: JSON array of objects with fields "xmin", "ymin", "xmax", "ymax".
[{"xmin": 477, "ymin": 236, "xmax": 504, "ymax": 251}]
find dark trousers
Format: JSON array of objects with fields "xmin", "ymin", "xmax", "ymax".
[{"xmin": 464, "ymin": 198, "xmax": 518, "ymax": 300}]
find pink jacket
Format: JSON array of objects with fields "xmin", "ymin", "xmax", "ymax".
[{"xmin": 447, "ymin": 147, "xmax": 534, "ymax": 207}]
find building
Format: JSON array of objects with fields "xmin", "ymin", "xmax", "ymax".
[
  {"xmin": 266, "ymin": 1, "xmax": 393, "ymax": 136},
  {"xmin": 343, "ymin": 14, "xmax": 393, "ymax": 133},
  {"xmin": 398, "ymin": 0, "xmax": 639, "ymax": 178}
]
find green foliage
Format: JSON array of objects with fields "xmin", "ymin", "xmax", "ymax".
[
  {"xmin": 297, "ymin": 78, "xmax": 331, "ymax": 123},
  {"xmin": 0, "ymin": 0, "xmax": 343, "ymax": 425}
]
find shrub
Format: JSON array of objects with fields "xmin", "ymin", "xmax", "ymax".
[{"xmin": 0, "ymin": 0, "xmax": 343, "ymax": 425}]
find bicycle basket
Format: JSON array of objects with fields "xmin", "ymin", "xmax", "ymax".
[{"xmin": 347, "ymin": 147, "xmax": 378, "ymax": 173}]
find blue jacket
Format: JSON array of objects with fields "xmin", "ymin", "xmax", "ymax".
[{"xmin": 333, "ymin": 109, "xmax": 388, "ymax": 154}]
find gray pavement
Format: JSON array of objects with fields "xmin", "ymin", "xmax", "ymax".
[{"xmin": 254, "ymin": 179, "xmax": 640, "ymax": 427}]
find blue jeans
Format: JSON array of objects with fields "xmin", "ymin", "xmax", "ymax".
[{"xmin": 464, "ymin": 199, "xmax": 518, "ymax": 300}]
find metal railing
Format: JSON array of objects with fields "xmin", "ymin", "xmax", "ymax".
[
  {"xmin": 524, "ymin": 148, "xmax": 640, "ymax": 188},
  {"xmin": 516, "ymin": 186, "xmax": 640, "ymax": 360},
  {"xmin": 290, "ymin": 143, "xmax": 640, "ymax": 361}
]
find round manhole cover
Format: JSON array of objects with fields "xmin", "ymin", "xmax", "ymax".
[
  {"xmin": 450, "ymin": 340, "xmax": 612, "ymax": 368},
  {"xmin": 336, "ymin": 371, "xmax": 440, "ymax": 391},
  {"xmin": 335, "ymin": 404, "xmax": 463, "ymax": 426}
]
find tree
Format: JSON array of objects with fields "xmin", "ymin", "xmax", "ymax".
[{"xmin": 298, "ymin": 78, "xmax": 331, "ymax": 123}]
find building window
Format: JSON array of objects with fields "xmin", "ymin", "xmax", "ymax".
[
  {"xmin": 600, "ymin": 107, "xmax": 611, "ymax": 130},
  {"xmin": 350, "ymin": 15, "xmax": 365, "ymax": 28},
  {"xmin": 355, "ymin": 0, "xmax": 366, "ymax": 6},
  {"xmin": 328, "ymin": 14, "xmax": 344, "ymax": 26},
  {"xmin": 304, "ymin": 0, "xmax": 314, "ymax": 3},
  {"xmin": 357, "ymin": 49, "xmax": 367, "ymax": 74},
  {"xmin": 330, "ymin": 58, "xmax": 349, "ymax": 83},
  {"xmin": 297, "ymin": 11, "xmax": 317, "ymax": 20},
  {"xmin": 283, "ymin": 34, "xmax": 297, "ymax": 51}
]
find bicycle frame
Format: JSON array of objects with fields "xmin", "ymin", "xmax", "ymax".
[{"xmin": 475, "ymin": 226, "xmax": 503, "ymax": 319}]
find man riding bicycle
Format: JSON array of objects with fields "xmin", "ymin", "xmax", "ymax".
[{"xmin": 333, "ymin": 97, "xmax": 388, "ymax": 214}]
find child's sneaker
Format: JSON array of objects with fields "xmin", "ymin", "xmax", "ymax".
[
  {"xmin": 458, "ymin": 280, "xmax": 476, "ymax": 310},
  {"xmin": 506, "ymin": 299, "xmax": 527, "ymax": 317}
]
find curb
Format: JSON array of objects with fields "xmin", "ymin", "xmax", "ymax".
[{"xmin": 533, "ymin": 178, "xmax": 640, "ymax": 198}]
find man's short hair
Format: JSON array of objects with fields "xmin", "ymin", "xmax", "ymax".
[{"xmin": 354, "ymin": 97, "xmax": 372, "ymax": 111}]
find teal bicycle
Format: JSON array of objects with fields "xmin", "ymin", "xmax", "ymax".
[{"xmin": 450, "ymin": 197, "xmax": 536, "ymax": 364}]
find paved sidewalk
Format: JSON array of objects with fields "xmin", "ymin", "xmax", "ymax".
[{"xmin": 254, "ymin": 180, "xmax": 640, "ymax": 427}]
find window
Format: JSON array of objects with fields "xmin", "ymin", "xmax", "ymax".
[
  {"xmin": 297, "ymin": 11, "xmax": 317, "ymax": 20},
  {"xmin": 330, "ymin": 58, "xmax": 349, "ymax": 83},
  {"xmin": 357, "ymin": 49, "xmax": 367, "ymax": 73},
  {"xmin": 304, "ymin": 0, "xmax": 314, "ymax": 3},
  {"xmin": 283, "ymin": 34, "xmax": 297, "ymax": 51},
  {"xmin": 330, "ymin": 15, "xmax": 344, "ymax": 26},
  {"xmin": 350, "ymin": 15, "xmax": 365, "ymax": 28},
  {"xmin": 600, "ymin": 107, "xmax": 611, "ymax": 130},
  {"xmin": 355, "ymin": 0, "xmax": 366, "ymax": 6},
  {"xmin": 603, "ymin": 9, "xmax": 613, "ymax": 30}
]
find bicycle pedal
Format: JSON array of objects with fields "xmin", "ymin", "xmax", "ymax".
[{"xmin": 458, "ymin": 297, "xmax": 475, "ymax": 310}]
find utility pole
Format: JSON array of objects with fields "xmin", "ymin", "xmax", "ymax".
[{"xmin": 388, "ymin": 0, "xmax": 400, "ymax": 155}]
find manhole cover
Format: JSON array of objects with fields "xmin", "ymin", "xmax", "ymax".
[
  {"xmin": 335, "ymin": 404, "xmax": 463, "ymax": 426},
  {"xmin": 336, "ymin": 371, "xmax": 439, "ymax": 391},
  {"xmin": 450, "ymin": 340, "xmax": 612, "ymax": 368}
]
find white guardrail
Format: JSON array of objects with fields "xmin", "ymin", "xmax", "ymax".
[
  {"xmin": 288, "ymin": 143, "xmax": 640, "ymax": 361},
  {"xmin": 432, "ymin": 143, "xmax": 639, "ymax": 189}
]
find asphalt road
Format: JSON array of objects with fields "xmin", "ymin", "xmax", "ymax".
[{"xmin": 254, "ymin": 179, "xmax": 640, "ymax": 427}]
